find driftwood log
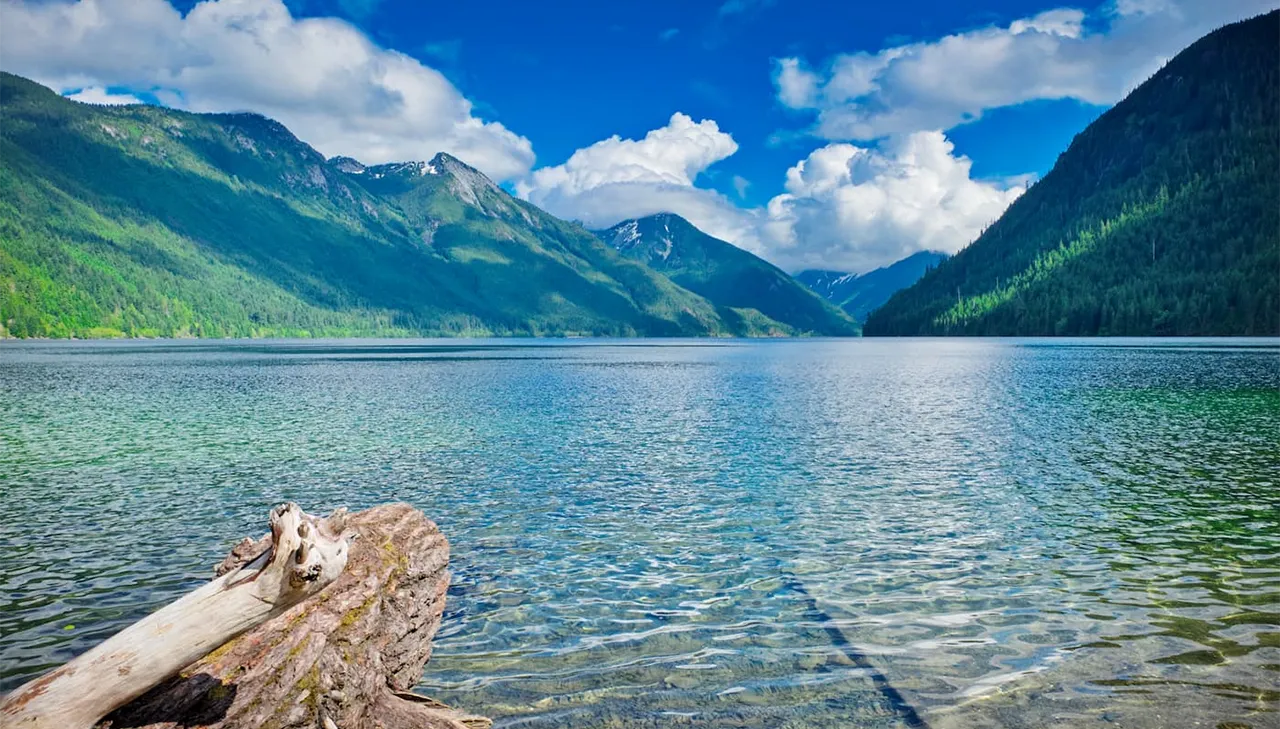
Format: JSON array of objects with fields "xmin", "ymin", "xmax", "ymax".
[
  {"xmin": 2, "ymin": 503, "xmax": 487, "ymax": 729},
  {"xmin": 1, "ymin": 503, "xmax": 351, "ymax": 729}
]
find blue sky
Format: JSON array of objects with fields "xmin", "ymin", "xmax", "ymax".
[
  {"xmin": 1, "ymin": 0, "xmax": 1270, "ymax": 272},
  {"xmin": 273, "ymin": 0, "xmax": 1107, "ymax": 203}
]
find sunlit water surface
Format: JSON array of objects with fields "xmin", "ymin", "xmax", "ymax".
[{"xmin": 1, "ymin": 339, "xmax": 1277, "ymax": 728}]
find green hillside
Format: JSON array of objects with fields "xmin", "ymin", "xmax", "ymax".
[
  {"xmin": 796, "ymin": 251, "xmax": 948, "ymax": 323},
  {"xmin": 596, "ymin": 213, "xmax": 858, "ymax": 336},
  {"xmin": 864, "ymin": 11, "xmax": 1279, "ymax": 337},
  {"xmin": 0, "ymin": 73, "xmax": 753, "ymax": 339}
]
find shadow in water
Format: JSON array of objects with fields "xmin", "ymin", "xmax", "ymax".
[
  {"xmin": 781, "ymin": 575, "xmax": 931, "ymax": 729},
  {"xmin": 748, "ymin": 529, "xmax": 929, "ymax": 728}
]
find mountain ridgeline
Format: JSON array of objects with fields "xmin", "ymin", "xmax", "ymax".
[
  {"xmin": 596, "ymin": 213, "xmax": 858, "ymax": 336},
  {"xmin": 865, "ymin": 10, "xmax": 1280, "ymax": 336},
  {"xmin": 2, "ymin": 8, "xmax": 1273, "ymax": 341},
  {"xmin": 797, "ymin": 251, "xmax": 948, "ymax": 323},
  {"xmin": 1, "ymin": 73, "xmax": 784, "ymax": 339}
]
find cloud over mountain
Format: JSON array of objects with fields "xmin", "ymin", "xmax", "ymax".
[
  {"xmin": 764, "ymin": 132, "xmax": 1026, "ymax": 273},
  {"xmin": 773, "ymin": 0, "xmax": 1274, "ymax": 140},
  {"xmin": 5, "ymin": 0, "xmax": 1266, "ymax": 274},
  {"xmin": 516, "ymin": 113, "xmax": 764, "ymax": 251},
  {"xmin": 520, "ymin": 117, "xmax": 1022, "ymax": 274},
  {"xmin": 0, "ymin": 0, "xmax": 534, "ymax": 181}
]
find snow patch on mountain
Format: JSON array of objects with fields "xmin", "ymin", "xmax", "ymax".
[{"xmin": 610, "ymin": 220, "xmax": 642, "ymax": 251}]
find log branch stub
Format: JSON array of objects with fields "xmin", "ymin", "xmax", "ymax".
[
  {"xmin": 98, "ymin": 502, "xmax": 487, "ymax": 729},
  {"xmin": 0, "ymin": 503, "xmax": 351, "ymax": 729}
]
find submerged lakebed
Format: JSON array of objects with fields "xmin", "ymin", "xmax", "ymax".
[{"xmin": 1, "ymin": 338, "xmax": 1277, "ymax": 728}]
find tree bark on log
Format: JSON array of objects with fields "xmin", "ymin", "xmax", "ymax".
[
  {"xmin": 2, "ymin": 503, "xmax": 488, "ymax": 729},
  {"xmin": 0, "ymin": 503, "xmax": 351, "ymax": 729},
  {"xmin": 103, "ymin": 502, "xmax": 486, "ymax": 729}
]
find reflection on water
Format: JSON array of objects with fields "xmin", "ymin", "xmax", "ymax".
[{"xmin": 1, "ymin": 338, "xmax": 1277, "ymax": 728}]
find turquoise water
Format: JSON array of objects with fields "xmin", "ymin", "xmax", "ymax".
[{"xmin": 1, "ymin": 338, "xmax": 1277, "ymax": 728}]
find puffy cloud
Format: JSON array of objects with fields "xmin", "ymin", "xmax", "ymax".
[
  {"xmin": 521, "ymin": 112, "xmax": 738, "ymax": 194},
  {"xmin": 1009, "ymin": 8, "xmax": 1086, "ymax": 37},
  {"xmin": 64, "ymin": 87, "xmax": 144, "ymax": 105},
  {"xmin": 516, "ymin": 113, "xmax": 762, "ymax": 248},
  {"xmin": 747, "ymin": 0, "xmax": 1272, "ymax": 271},
  {"xmin": 774, "ymin": 0, "xmax": 1274, "ymax": 140},
  {"xmin": 1111, "ymin": 0, "xmax": 1173, "ymax": 17},
  {"xmin": 773, "ymin": 58, "xmax": 820, "ymax": 109},
  {"xmin": 765, "ymin": 132, "xmax": 1027, "ymax": 273},
  {"xmin": 0, "ymin": 0, "xmax": 534, "ymax": 180},
  {"xmin": 520, "ymin": 115, "xmax": 1019, "ymax": 274}
]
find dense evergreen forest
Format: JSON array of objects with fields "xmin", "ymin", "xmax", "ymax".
[{"xmin": 864, "ymin": 11, "xmax": 1279, "ymax": 337}]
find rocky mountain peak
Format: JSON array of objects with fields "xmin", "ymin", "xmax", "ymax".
[
  {"xmin": 429, "ymin": 152, "xmax": 498, "ymax": 208},
  {"xmin": 328, "ymin": 156, "xmax": 366, "ymax": 175}
]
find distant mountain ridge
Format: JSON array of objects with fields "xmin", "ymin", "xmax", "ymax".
[
  {"xmin": 865, "ymin": 11, "xmax": 1279, "ymax": 336},
  {"xmin": 797, "ymin": 251, "xmax": 948, "ymax": 323},
  {"xmin": 596, "ymin": 213, "xmax": 858, "ymax": 336},
  {"xmin": 0, "ymin": 73, "xmax": 792, "ymax": 338}
]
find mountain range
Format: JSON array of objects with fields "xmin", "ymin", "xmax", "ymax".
[
  {"xmin": 596, "ymin": 213, "xmax": 858, "ymax": 336},
  {"xmin": 0, "ymin": 73, "xmax": 829, "ymax": 339},
  {"xmin": 2, "ymin": 11, "xmax": 1275, "ymax": 340},
  {"xmin": 796, "ymin": 251, "xmax": 948, "ymax": 324},
  {"xmin": 865, "ymin": 10, "xmax": 1279, "ymax": 336}
]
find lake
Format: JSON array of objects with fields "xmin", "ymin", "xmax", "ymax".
[{"xmin": 1, "ymin": 338, "xmax": 1277, "ymax": 728}]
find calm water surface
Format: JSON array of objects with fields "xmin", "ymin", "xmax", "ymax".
[{"xmin": 1, "ymin": 338, "xmax": 1277, "ymax": 728}]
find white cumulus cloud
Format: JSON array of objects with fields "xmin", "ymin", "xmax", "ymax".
[
  {"xmin": 764, "ymin": 132, "xmax": 1027, "ymax": 273},
  {"xmin": 64, "ymin": 86, "xmax": 144, "ymax": 105},
  {"xmin": 520, "ymin": 115, "xmax": 1021, "ymax": 274},
  {"xmin": 516, "ymin": 113, "xmax": 764, "ymax": 249},
  {"xmin": 520, "ymin": 112, "xmax": 738, "ymax": 195},
  {"xmin": 774, "ymin": 0, "xmax": 1274, "ymax": 140},
  {"xmin": 773, "ymin": 58, "xmax": 821, "ymax": 109},
  {"xmin": 0, "ymin": 0, "xmax": 535, "ymax": 181}
]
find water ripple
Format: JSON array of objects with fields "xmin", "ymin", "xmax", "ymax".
[{"xmin": 1, "ymin": 338, "xmax": 1277, "ymax": 728}]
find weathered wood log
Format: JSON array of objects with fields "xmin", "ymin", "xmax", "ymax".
[
  {"xmin": 0, "ymin": 503, "xmax": 352, "ymax": 729},
  {"xmin": 98, "ymin": 502, "xmax": 488, "ymax": 729}
]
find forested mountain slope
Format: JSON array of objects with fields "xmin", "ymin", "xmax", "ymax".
[
  {"xmin": 864, "ymin": 11, "xmax": 1279, "ymax": 336},
  {"xmin": 0, "ymin": 73, "xmax": 752, "ymax": 338},
  {"xmin": 597, "ymin": 213, "xmax": 858, "ymax": 336}
]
